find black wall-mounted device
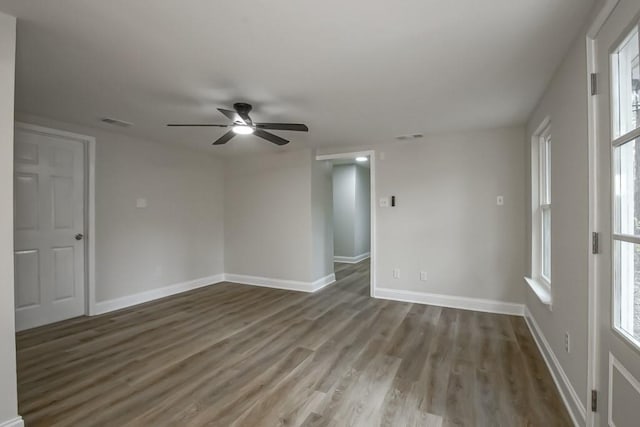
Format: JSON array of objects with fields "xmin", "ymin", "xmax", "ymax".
[{"xmin": 391, "ymin": 196, "xmax": 396, "ymax": 207}]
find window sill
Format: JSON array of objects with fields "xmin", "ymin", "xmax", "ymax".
[{"xmin": 524, "ymin": 277, "xmax": 552, "ymax": 309}]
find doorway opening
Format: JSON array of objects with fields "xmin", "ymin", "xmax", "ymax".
[{"xmin": 316, "ymin": 151, "xmax": 376, "ymax": 296}]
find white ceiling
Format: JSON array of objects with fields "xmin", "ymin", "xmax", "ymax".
[{"xmin": 0, "ymin": 0, "xmax": 596, "ymax": 155}]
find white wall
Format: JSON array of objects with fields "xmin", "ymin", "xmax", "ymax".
[
  {"xmin": 15, "ymin": 114, "xmax": 225, "ymax": 304},
  {"xmin": 0, "ymin": 11, "xmax": 20, "ymax": 426},
  {"xmin": 354, "ymin": 164, "xmax": 371, "ymax": 256},
  {"xmin": 332, "ymin": 165, "xmax": 356, "ymax": 257},
  {"xmin": 318, "ymin": 127, "xmax": 526, "ymax": 307},
  {"xmin": 375, "ymin": 128, "xmax": 526, "ymax": 302},
  {"xmin": 525, "ymin": 22, "xmax": 590, "ymax": 413},
  {"xmin": 311, "ymin": 159, "xmax": 334, "ymax": 280},
  {"xmin": 332, "ymin": 164, "xmax": 371, "ymax": 259},
  {"xmin": 224, "ymin": 149, "xmax": 314, "ymax": 282}
]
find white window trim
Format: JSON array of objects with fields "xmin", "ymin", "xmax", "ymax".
[{"xmin": 526, "ymin": 117, "xmax": 553, "ymax": 308}]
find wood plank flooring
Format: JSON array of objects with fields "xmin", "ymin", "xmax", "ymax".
[{"xmin": 16, "ymin": 260, "xmax": 572, "ymax": 426}]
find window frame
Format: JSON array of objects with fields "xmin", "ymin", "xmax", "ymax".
[
  {"xmin": 539, "ymin": 128, "xmax": 552, "ymax": 286},
  {"xmin": 610, "ymin": 21, "xmax": 640, "ymax": 350},
  {"xmin": 525, "ymin": 118, "xmax": 552, "ymax": 308}
]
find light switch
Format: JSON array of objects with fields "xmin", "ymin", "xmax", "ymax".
[
  {"xmin": 379, "ymin": 197, "xmax": 389, "ymax": 208},
  {"xmin": 497, "ymin": 196, "xmax": 504, "ymax": 206},
  {"xmin": 136, "ymin": 198, "xmax": 147, "ymax": 208}
]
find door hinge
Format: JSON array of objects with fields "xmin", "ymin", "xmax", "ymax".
[
  {"xmin": 591, "ymin": 73, "xmax": 598, "ymax": 96},
  {"xmin": 591, "ymin": 389, "xmax": 598, "ymax": 412},
  {"xmin": 592, "ymin": 232, "xmax": 599, "ymax": 254}
]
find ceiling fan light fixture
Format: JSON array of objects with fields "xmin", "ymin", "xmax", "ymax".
[{"xmin": 232, "ymin": 125, "xmax": 254, "ymax": 135}]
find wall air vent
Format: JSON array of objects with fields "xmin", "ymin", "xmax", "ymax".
[{"xmin": 100, "ymin": 117, "xmax": 133, "ymax": 128}]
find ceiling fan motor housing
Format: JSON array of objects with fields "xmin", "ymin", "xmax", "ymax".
[{"xmin": 233, "ymin": 102, "xmax": 253, "ymax": 116}]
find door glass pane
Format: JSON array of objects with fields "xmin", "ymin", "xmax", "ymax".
[
  {"xmin": 542, "ymin": 207, "xmax": 551, "ymax": 281},
  {"xmin": 614, "ymin": 240, "xmax": 640, "ymax": 343},
  {"xmin": 612, "ymin": 25, "xmax": 640, "ymax": 138},
  {"xmin": 614, "ymin": 138, "xmax": 640, "ymax": 236}
]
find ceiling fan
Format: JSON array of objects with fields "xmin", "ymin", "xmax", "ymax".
[{"xmin": 167, "ymin": 102, "xmax": 309, "ymax": 146}]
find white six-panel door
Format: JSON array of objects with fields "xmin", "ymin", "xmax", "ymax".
[{"xmin": 14, "ymin": 126, "xmax": 85, "ymax": 331}]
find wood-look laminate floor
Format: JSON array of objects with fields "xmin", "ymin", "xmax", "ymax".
[{"xmin": 17, "ymin": 260, "xmax": 572, "ymax": 426}]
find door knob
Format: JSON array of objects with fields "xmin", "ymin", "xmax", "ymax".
[{"xmin": 75, "ymin": 233, "xmax": 84, "ymax": 241}]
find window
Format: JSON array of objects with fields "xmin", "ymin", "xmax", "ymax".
[
  {"xmin": 612, "ymin": 23, "xmax": 640, "ymax": 347},
  {"xmin": 540, "ymin": 130, "xmax": 551, "ymax": 284},
  {"xmin": 526, "ymin": 120, "xmax": 552, "ymax": 306}
]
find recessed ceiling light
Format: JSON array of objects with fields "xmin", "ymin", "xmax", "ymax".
[
  {"xmin": 232, "ymin": 125, "xmax": 254, "ymax": 135},
  {"xmin": 355, "ymin": 157, "xmax": 368, "ymax": 162}
]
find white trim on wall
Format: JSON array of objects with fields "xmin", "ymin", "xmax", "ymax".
[
  {"xmin": 524, "ymin": 307, "xmax": 586, "ymax": 427},
  {"xmin": 0, "ymin": 417, "xmax": 24, "ymax": 427},
  {"xmin": 334, "ymin": 252, "xmax": 370, "ymax": 264},
  {"xmin": 374, "ymin": 287, "xmax": 524, "ymax": 316},
  {"xmin": 608, "ymin": 352, "xmax": 640, "ymax": 427},
  {"xmin": 224, "ymin": 273, "xmax": 336, "ymax": 293},
  {"xmin": 93, "ymin": 272, "xmax": 337, "ymax": 315},
  {"xmin": 94, "ymin": 274, "xmax": 225, "ymax": 314},
  {"xmin": 14, "ymin": 122, "xmax": 97, "ymax": 316}
]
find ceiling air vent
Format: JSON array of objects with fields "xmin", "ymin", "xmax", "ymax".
[
  {"xmin": 395, "ymin": 133, "xmax": 423, "ymax": 141},
  {"xmin": 100, "ymin": 117, "xmax": 133, "ymax": 128}
]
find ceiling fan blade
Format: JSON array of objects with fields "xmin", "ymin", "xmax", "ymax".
[
  {"xmin": 167, "ymin": 124, "xmax": 229, "ymax": 127},
  {"xmin": 255, "ymin": 123, "xmax": 309, "ymax": 132},
  {"xmin": 237, "ymin": 111, "xmax": 253, "ymax": 126},
  {"xmin": 254, "ymin": 129, "xmax": 289, "ymax": 146},
  {"xmin": 217, "ymin": 108, "xmax": 243, "ymax": 124},
  {"xmin": 212, "ymin": 130, "xmax": 236, "ymax": 145}
]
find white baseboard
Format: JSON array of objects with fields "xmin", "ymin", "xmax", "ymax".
[
  {"xmin": 224, "ymin": 273, "xmax": 336, "ymax": 293},
  {"xmin": 311, "ymin": 273, "xmax": 337, "ymax": 292},
  {"xmin": 94, "ymin": 274, "xmax": 225, "ymax": 315},
  {"xmin": 524, "ymin": 306, "xmax": 585, "ymax": 427},
  {"xmin": 0, "ymin": 417, "xmax": 24, "ymax": 427},
  {"xmin": 92, "ymin": 272, "xmax": 337, "ymax": 316},
  {"xmin": 334, "ymin": 252, "xmax": 370, "ymax": 264},
  {"xmin": 374, "ymin": 288, "xmax": 525, "ymax": 316}
]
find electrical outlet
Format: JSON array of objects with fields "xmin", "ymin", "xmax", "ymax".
[
  {"xmin": 564, "ymin": 332, "xmax": 570, "ymax": 353},
  {"xmin": 393, "ymin": 268, "xmax": 400, "ymax": 279},
  {"xmin": 420, "ymin": 271, "xmax": 428, "ymax": 281}
]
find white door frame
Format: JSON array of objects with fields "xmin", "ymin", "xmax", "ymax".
[
  {"xmin": 586, "ymin": 1, "xmax": 620, "ymax": 425},
  {"xmin": 316, "ymin": 150, "xmax": 377, "ymax": 297},
  {"xmin": 15, "ymin": 122, "xmax": 97, "ymax": 316}
]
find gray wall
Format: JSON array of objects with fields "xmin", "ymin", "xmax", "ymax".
[
  {"xmin": 224, "ymin": 149, "xmax": 314, "ymax": 282},
  {"xmin": 525, "ymin": 11, "xmax": 591, "ymax": 411},
  {"xmin": 0, "ymin": 11, "xmax": 19, "ymax": 425},
  {"xmin": 332, "ymin": 164, "xmax": 371, "ymax": 259},
  {"xmin": 332, "ymin": 165, "xmax": 356, "ymax": 257},
  {"xmin": 16, "ymin": 114, "xmax": 225, "ymax": 303},
  {"xmin": 354, "ymin": 164, "xmax": 371, "ymax": 256}
]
